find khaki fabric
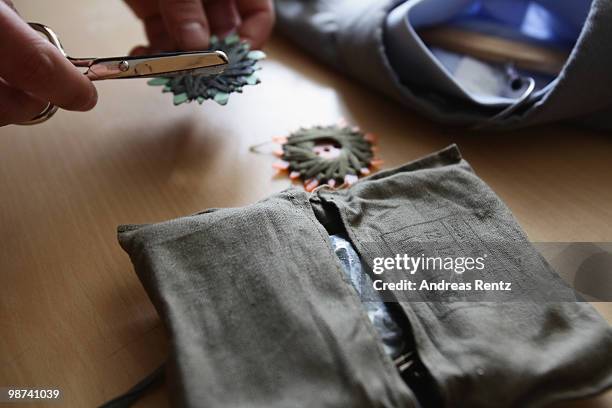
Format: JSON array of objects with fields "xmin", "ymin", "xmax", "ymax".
[{"xmin": 118, "ymin": 145, "xmax": 612, "ymax": 407}]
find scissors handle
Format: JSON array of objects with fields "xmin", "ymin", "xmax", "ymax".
[
  {"xmin": 18, "ymin": 24, "xmax": 83, "ymax": 125},
  {"xmin": 21, "ymin": 102, "xmax": 59, "ymax": 125}
]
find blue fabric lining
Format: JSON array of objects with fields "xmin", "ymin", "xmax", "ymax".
[
  {"xmin": 449, "ymin": 0, "xmax": 591, "ymax": 50},
  {"xmin": 385, "ymin": 0, "xmax": 592, "ymax": 106},
  {"xmin": 329, "ymin": 234, "xmax": 407, "ymax": 360}
]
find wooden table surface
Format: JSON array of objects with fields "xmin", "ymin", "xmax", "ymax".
[{"xmin": 1, "ymin": 1, "xmax": 611, "ymax": 407}]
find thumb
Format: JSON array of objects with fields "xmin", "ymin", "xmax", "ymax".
[{"xmin": 1, "ymin": 0, "xmax": 17, "ymax": 13}]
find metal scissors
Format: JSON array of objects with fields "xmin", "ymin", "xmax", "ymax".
[{"xmin": 24, "ymin": 23, "xmax": 229, "ymax": 125}]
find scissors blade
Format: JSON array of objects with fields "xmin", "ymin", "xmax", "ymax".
[{"xmin": 83, "ymin": 51, "xmax": 229, "ymax": 80}]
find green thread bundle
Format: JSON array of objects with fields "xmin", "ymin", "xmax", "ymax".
[
  {"xmin": 274, "ymin": 125, "xmax": 382, "ymax": 191},
  {"xmin": 147, "ymin": 34, "xmax": 265, "ymax": 106}
]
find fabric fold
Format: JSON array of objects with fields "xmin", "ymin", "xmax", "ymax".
[{"xmin": 118, "ymin": 145, "xmax": 612, "ymax": 407}]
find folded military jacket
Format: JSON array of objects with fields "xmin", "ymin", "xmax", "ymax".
[{"xmin": 118, "ymin": 145, "xmax": 612, "ymax": 407}]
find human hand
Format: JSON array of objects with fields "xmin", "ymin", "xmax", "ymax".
[
  {"xmin": 0, "ymin": 0, "xmax": 97, "ymax": 126},
  {"xmin": 125, "ymin": 0, "xmax": 275, "ymax": 55}
]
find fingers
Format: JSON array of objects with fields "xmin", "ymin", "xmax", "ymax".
[
  {"xmin": 126, "ymin": 0, "xmax": 176, "ymax": 52},
  {"xmin": 124, "ymin": 0, "xmax": 158, "ymax": 19},
  {"xmin": 235, "ymin": 0, "xmax": 274, "ymax": 49},
  {"xmin": 128, "ymin": 0, "xmax": 274, "ymax": 53},
  {"xmin": 1, "ymin": 0, "xmax": 17, "ymax": 13},
  {"xmin": 0, "ymin": 2, "xmax": 97, "ymax": 112},
  {"xmin": 143, "ymin": 14, "xmax": 177, "ymax": 51},
  {"xmin": 205, "ymin": 0, "xmax": 240, "ymax": 37},
  {"xmin": 0, "ymin": 78, "xmax": 48, "ymax": 126},
  {"xmin": 158, "ymin": 0, "xmax": 210, "ymax": 50},
  {"xmin": 129, "ymin": 45, "xmax": 150, "ymax": 56}
]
